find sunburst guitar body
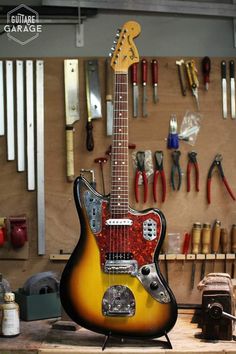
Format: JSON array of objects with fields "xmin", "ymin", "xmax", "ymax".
[{"xmin": 60, "ymin": 20, "xmax": 177, "ymax": 339}]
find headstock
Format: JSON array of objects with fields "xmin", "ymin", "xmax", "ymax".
[{"xmin": 110, "ymin": 21, "xmax": 141, "ymax": 73}]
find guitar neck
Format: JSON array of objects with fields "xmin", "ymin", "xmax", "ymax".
[{"xmin": 110, "ymin": 72, "xmax": 129, "ymax": 217}]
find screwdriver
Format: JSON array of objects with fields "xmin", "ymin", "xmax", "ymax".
[
  {"xmin": 202, "ymin": 56, "xmax": 211, "ymax": 91},
  {"xmin": 182, "ymin": 232, "xmax": 191, "ymax": 269},
  {"xmin": 191, "ymin": 222, "xmax": 202, "ymax": 289},
  {"xmin": 212, "ymin": 220, "xmax": 221, "ymax": 272},
  {"xmin": 231, "ymin": 224, "xmax": 236, "ymax": 278},
  {"xmin": 220, "ymin": 228, "xmax": 228, "ymax": 273},
  {"xmin": 201, "ymin": 223, "xmax": 211, "ymax": 279}
]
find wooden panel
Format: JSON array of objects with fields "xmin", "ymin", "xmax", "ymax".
[{"xmin": 0, "ymin": 57, "xmax": 235, "ymax": 306}]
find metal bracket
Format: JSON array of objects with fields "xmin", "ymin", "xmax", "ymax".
[{"xmin": 76, "ymin": 2, "xmax": 84, "ymax": 47}]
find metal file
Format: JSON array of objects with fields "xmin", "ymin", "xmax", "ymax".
[
  {"xmin": 0, "ymin": 61, "xmax": 4, "ymax": 136},
  {"xmin": 36, "ymin": 60, "xmax": 45, "ymax": 255},
  {"xmin": 230, "ymin": 60, "xmax": 235, "ymax": 119},
  {"xmin": 221, "ymin": 60, "xmax": 227, "ymax": 119},
  {"xmin": 16, "ymin": 60, "xmax": 25, "ymax": 172},
  {"xmin": 26, "ymin": 60, "xmax": 35, "ymax": 190},
  {"xmin": 6, "ymin": 61, "xmax": 15, "ymax": 161}
]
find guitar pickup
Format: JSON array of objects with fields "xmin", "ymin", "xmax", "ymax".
[{"xmin": 105, "ymin": 219, "xmax": 133, "ymax": 226}]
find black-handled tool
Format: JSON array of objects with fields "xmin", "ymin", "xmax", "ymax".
[{"xmin": 229, "ymin": 60, "xmax": 235, "ymax": 119}]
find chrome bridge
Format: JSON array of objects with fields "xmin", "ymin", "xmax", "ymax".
[
  {"xmin": 104, "ymin": 260, "xmax": 138, "ymax": 276},
  {"xmin": 102, "ymin": 285, "xmax": 135, "ymax": 317}
]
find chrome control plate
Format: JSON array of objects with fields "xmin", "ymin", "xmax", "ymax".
[
  {"xmin": 84, "ymin": 190, "xmax": 102, "ymax": 233},
  {"xmin": 137, "ymin": 263, "xmax": 171, "ymax": 303}
]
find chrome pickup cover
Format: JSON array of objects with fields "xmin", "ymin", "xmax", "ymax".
[
  {"xmin": 143, "ymin": 218, "xmax": 157, "ymax": 241},
  {"xmin": 84, "ymin": 190, "xmax": 102, "ymax": 233},
  {"xmin": 102, "ymin": 285, "xmax": 135, "ymax": 317},
  {"xmin": 105, "ymin": 218, "xmax": 133, "ymax": 226},
  {"xmin": 104, "ymin": 260, "xmax": 138, "ymax": 276}
]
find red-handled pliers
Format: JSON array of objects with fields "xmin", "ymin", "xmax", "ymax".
[
  {"xmin": 135, "ymin": 151, "xmax": 148, "ymax": 203},
  {"xmin": 187, "ymin": 151, "xmax": 200, "ymax": 192},
  {"xmin": 207, "ymin": 154, "xmax": 236, "ymax": 204},
  {"xmin": 153, "ymin": 151, "xmax": 166, "ymax": 203}
]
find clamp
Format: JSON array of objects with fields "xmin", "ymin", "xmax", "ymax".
[
  {"xmin": 135, "ymin": 151, "xmax": 148, "ymax": 203},
  {"xmin": 153, "ymin": 151, "xmax": 166, "ymax": 203},
  {"xmin": 187, "ymin": 151, "xmax": 200, "ymax": 192},
  {"xmin": 207, "ymin": 154, "xmax": 236, "ymax": 204},
  {"xmin": 171, "ymin": 150, "xmax": 182, "ymax": 191}
]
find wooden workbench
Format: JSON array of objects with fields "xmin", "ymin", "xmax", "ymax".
[{"xmin": 0, "ymin": 313, "xmax": 235, "ymax": 354}]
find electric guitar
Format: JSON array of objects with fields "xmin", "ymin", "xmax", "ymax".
[{"xmin": 60, "ymin": 21, "xmax": 177, "ymax": 338}]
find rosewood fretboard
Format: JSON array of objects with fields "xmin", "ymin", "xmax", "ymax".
[{"xmin": 110, "ymin": 72, "xmax": 129, "ymax": 217}]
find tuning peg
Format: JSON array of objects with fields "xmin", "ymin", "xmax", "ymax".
[
  {"xmin": 116, "ymin": 28, "xmax": 121, "ymax": 33},
  {"xmin": 111, "ymin": 46, "xmax": 115, "ymax": 52},
  {"xmin": 113, "ymin": 40, "xmax": 117, "ymax": 44},
  {"xmin": 109, "ymin": 52, "xmax": 113, "ymax": 58}
]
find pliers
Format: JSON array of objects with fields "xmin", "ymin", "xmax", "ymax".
[
  {"xmin": 153, "ymin": 151, "xmax": 166, "ymax": 203},
  {"xmin": 135, "ymin": 151, "xmax": 148, "ymax": 203},
  {"xmin": 207, "ymin": 154, "xmax": 236, "ymax": 204},
  {"xmin": 171, "ymin": 150, "xmax": 182, "ymax": 190},
  {"xmin": 187, "ymin": 151, "xmax": 200, "ymax": 192}
]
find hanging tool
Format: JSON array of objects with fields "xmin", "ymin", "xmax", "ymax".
[
  {"xmin": 176, "ymin": 59, "xmax": 187, "ymax": 96},
  {"xmin": 186, "ymin": 60, "xmax": 200, "ymax": 110},
  {"xmin": 151, "ymin": 59, "xmax": 158, "ymax": 103},
  {"xmin": 171, "ymin": 150, "xmax": 182, "ymax": 191},
  {"xmin": 36, "ymin": 60, "xmax": 45, "ymax": 255},
  {"xmin": 131, "ymin": 63, "xmax": 139, "ymax": 117},
  {"xmin": 135, "ymin": 151, "xmax": 148, "ymax": 203},
  {"xmin": 153, "ymin": 151, "xmax": 166, "ymax": 203},
  {"xmin": 141, "ymin": 59, "xmax": 148, "ymax": 117},
  {"xmin": 105, "ymin": 59, "xmax": 114, "ymax": 135},
  {"xmin": 187, "ymin": 151, "xmax": 199, "ymax": 192},
  {"xmin": 220, "ymin": 228, "xmax": 228, "ymax": 273},
  {"xmin": 201, "ymin": 223, "xmax": 211, "ymax": 279},
  {"xmin": 167, "ymin": 114, "xmax": 179, "ymax": 149},
  {"xmin": 80, "ymin": 169, "xmax": 96, "ymax": 189},
  {"xmin": 221, "ymin": 60, "xmax": 227, "ymax": 119},
  {"xmin": 191, "ymin": 222, "xmax": 202, "ymax": 289},
  {"xmin": 229, "ymin": 60, "xmax": 235, "ymax": 119},
  {"xmin": 16, "ymin": 60, "xmax": 25, "ymax": 172},
  {"xmin": 94, "ymin": 157, "xmax": 107, "ymax": 195},
  {"xmin": 64, "ymin": 59, "xmax": 80, "ymax": 182},
  {"xmin": 212, "ymin": 220, "xmax": 221, "ymax": 272},
  {"xmin": 231, "ymin": 224, "xmax": 236, "ymax": 278},
  {"xmin": 207, "ymin": 154, "xmax": 236, "ymax": 204},
  {"xmin": 202, "ymin": 56, "xmax": 211, "ymax": 91},
  {"xmin": 26, "ymin": 60, "xmax": 35, "ymax": 191},
  {"xmin": 6, "ymin": 60, "xmax": 15, "ymax": 161},
  {"xmin": 182, "ymin": 232, "xmax": 191, "ymax": 269},
  {"xmin": 0, "ymin": 61, "xmax": 4, "ymax": 136},
  {"xmin": 85, "ymin": 60, "xmax": 102, "ymax": 151}
]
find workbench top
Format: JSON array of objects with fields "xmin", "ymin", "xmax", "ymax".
[{"xmin": 0, "ymin": 313, "xmax": 235, "ymax": 354}]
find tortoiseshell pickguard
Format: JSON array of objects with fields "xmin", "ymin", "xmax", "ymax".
[{"xmin": 94, "ymin": 200, "xmax": 162, "ymax": 268}]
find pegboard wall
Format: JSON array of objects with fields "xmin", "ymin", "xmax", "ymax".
[{"xmin": 0, "ymin": 57, "xmax": 235, "ymax": 305}]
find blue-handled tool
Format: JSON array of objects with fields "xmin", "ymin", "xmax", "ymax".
[{"xmin": 167, "ymin": 115, "xmax": 179, "ymax": 149}]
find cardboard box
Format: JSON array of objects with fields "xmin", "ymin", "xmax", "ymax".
[{"xmin": 15, "ymin": 289, "xmax": 61, "ymax": 321}]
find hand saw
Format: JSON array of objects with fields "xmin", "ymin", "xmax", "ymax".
[
  {"xmin": 64, "ymin": 59, "xmax": 80, "ymax": 182},
  {"xmin": 85, "ymin": 60, "xmax": 102, "ymax": 151}
]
